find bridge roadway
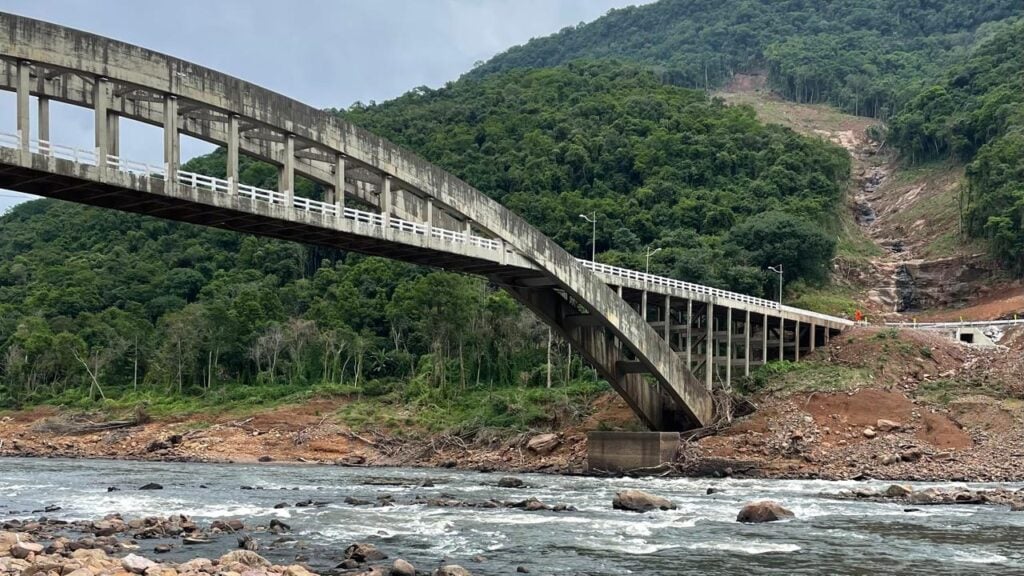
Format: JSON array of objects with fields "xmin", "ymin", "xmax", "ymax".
[{"xmin": 0, "ymin": 13, "xmax": 852, "ymax": 432}]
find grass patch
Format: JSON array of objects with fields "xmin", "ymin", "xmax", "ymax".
[
  {"xmin": 335, "ymin": 380, "xmax": 611, "ymax": 434},
  {"xmin": 787, "ymin": 284, "xmax": 860, "ymax": 317},
  {"xmin": 915, "ymin": 377, "xmax": 1011, "ymax": 405},
  {"xmin": 739, "ymin": 359, "xmax": 873, "ymax": 395}
]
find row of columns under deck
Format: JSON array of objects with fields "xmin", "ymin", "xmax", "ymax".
[
  {"xmin": 625, "ymin": 287, "xmax": 828, "ymax": 391},
  {"xmin": 12, "ymin": 60, "xmax": 482, "ymax": 241}
]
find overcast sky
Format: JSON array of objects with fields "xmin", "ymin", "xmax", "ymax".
[{"xmin": 1, "ymin": 0, "xmax": 650, "ymax": 213}]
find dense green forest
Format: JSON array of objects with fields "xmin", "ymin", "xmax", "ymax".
[
  {"xmin": 0, "ymin": 63, "xmax": 846, "ymax": 411},
  {"xmin": 470, "ymin": 0, "xmax": 1022, "ymax": 119},
  {"xmin": 889, "ymin": 19, "xmax": 1024, "ymax": 270}
]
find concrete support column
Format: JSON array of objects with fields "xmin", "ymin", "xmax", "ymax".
[
  {"xmin": 744, "ymin": 310, "xmax": 751, "ymax": 377},
  {"xmin": 94, "ymin": 78, "xmax": 111, "ymax": 171},
  {"xmin": 810, "ymin": 323, "xmax": 816, "ymax": 353},
  {"xmin": 334, "ymin": 153, "xmax": 346, "ymax": 217},
  {"xmin": 762, "ymin": 314, "xmax": 769, "ymax": 365},
  {"xmin": 107, "ymin": 113, "xmax": 120, "ymax": 157},
  {"xmin": 779, "ymin": 320, "xmax": 785, "ymax": 361},
  {"xmin": 163, "ymin": 95, "xmax": 179, "ymax": 182},
  {"xmin": 686, "ymin": 300, "xmax": 693, "ymax": 369},
  {"xmin": 617, "ymin": 285, "xmax": 623, "ymax": 298},
  {"xmin": 825, "ymin": 327, "xmax": 831, "ymax": 346},
  {"xmin": 227, "ymin": 115, "xmax": 239, "ymax": 195},
  {"xmin": 16, "ymin": 61, "xmax": 30, "ymax": 152},
  {"xmin": 641, "ymin": 291, "xmax": 648, "ymax": 322},
  {"xmin": 726, "ymin": 307, "xmax": 733, "ymax": 389},
  {"xmin": 663, "ymin": 295, "xmax": 671, "ymax": 341},
  {"xmin": 37, "ymin": 97, "xmax": 50, "ymax": 144},
  {"xmin": 464, "ymin": 219, "xmax": 472, "ymax": 239},
  {"xmin": 425, "ymin": 197, "xmax": 434, "ymax": 236},
  {"xmin": 795, "ymin": 320, "xmax": 801, "ymax": 361},
  {"xmin": 705, "ymin": 303, "xmax": 714, "ymax": 391},
  {"xmin": 282, "ymin": 134, "xmax": 295, "ymax": 206},
  {"xmin": 381, "ymin": 176, "xmax": 392, "ymax": 228}
]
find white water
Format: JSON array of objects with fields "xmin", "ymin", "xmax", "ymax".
[{"xmin": 2, "ymin": 458, "xmax": 1023, "ymax": 575}]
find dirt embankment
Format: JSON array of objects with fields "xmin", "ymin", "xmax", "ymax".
[{"xmin": 3, "ymin": 326, "xmax": 1022, "ymax": 482}]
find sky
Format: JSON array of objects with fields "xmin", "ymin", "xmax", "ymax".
[{"xmin": 0, "ymin": 0, "xmax": 651, "ymax": 213}]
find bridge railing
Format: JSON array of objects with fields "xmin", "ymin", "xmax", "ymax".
[
  {"xmin": 579, "ymin": 259, "xmax": 782, "ymax": 310},
  {"xmin": 1, "ymin": 131, "xmax": 854, "ymax": 323}
]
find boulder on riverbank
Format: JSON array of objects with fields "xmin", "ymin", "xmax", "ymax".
[
  {"xmin": 526, "ymin": 433, "xmax": 560, "ymax": 455},
  {"xmin": 434, "ymin": 566, "xmax": 472, "ymax": 576},
  {"xmin": 612, "ymin": 490, "xmax": 676, "ymax": 512},
  {"xmin": 736, "ymin": 500, "xmax": 795, "ymax": 523}
]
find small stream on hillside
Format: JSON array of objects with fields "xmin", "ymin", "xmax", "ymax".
[{"xmin": 2, "ymin": 458, "xmax": 1023, "ymax": 575}]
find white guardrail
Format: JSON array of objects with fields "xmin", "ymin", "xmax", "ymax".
[
  {"xmin": 1, "ymin": 131, "xmax": 852, "ymax": 323},
  {"xmin": 885, "ymin": 319, "xmax": 1024, "ymax": 329}
]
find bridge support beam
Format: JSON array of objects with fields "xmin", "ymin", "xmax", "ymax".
[
  {"xmin": 725, "ymin": 307, "xmax": 732, "ymax": 389},
  {"xmin": 686, "ymin": 299, "xmax": 692, "ymax": 370},
  {"xmin": 282, "ymin": 134, "xmax": 295, "ymax": 206},
  {"xmin": 381, "ymin": 176, "xmax": 392, "ymax": 228},
  {"xmin": 107, "ymin": 113, "xmax": 119, "ymax": 158},
  {"xmin": 705, "ymin": 303, "xmax": 713, "ymax": 391},
  {"xmin": 94, "ymin": 78, "xmax": 111, "ymax": 171},
  {"xmin": 227, "ymin": 115, "xmax": 239, "ymax": 195},
  {"xmin": 38, "ymin": 97, "xmax": 49, "ymax": 143},
  {"xmin": 334, "ymin": 153, "xmax": 346, "ymax": 217},
  {"xmin": 663, "ymin": 295, "xmax": 671, "ymax": 341},
  {"xmin": 744, "ymin": 310, "xmax": 751, "ymax": 377},
  {"xmin": 163, "ymin": 95, "xmax": 178, "ymax": 182},
  {"xmin": 16, "ymin": 60, "xmax": 29, "ymax": 152},
  {"xmin": 795, "ymin": 320, "xmax": 801, "ymax": 361},
  {"xmin": 810, "ymin": 322, "xmax": 816, "ymax": 353},
  {"xmin": 762, "ymin": 313, "xmax": 768, "ymax": 365}
]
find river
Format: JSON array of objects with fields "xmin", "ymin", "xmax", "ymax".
[{"xmin": 2, "ymin": 458, "xmax": 1022, "ymax": 575}]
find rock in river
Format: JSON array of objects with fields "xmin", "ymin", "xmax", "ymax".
[
  {"xmin": 612, "ymin": 489, "xmax": 677, "ymax": 513},
  {"xmin": 392, "ymin": 558, "xmax": 416, "ymax": 576},
  {"xmin": 497, "ymin": 477, "xmax": 525, "ymax": 488},
  {"xmin": 736, "ymin": 500, "xmax": 795, "ymax": 523}
]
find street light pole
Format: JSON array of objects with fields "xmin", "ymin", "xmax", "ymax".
[
  {"xmin": 645, "ymin": 246, "xmax": 662, "ymax": 274},
  {"xmin": 768, "ymin": 264, "xmax": 783, "ymax": 303},
  {"xmin": 578, "ymin": 212, "xmax": 597, "ymax": 261}
]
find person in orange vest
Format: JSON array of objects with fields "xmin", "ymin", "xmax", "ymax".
[{"xmin": 854, "ymin": 309, "xmax": 864, "ymax": 322}]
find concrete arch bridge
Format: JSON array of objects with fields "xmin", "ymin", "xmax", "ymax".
[{"xmin": 0, "ymin": 13, "xmax": 851, "ymax": 440}]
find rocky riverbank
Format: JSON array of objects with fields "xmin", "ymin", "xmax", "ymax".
[{"xmin": 0, "ymin": 514, "xmax": 478, "ymax": 576}]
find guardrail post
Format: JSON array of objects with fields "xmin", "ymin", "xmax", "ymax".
[
  {"xmin": 16, "ymin": 60, "xmax": 30, "ymax": 153},
  {"xmin": 227, "ymin": 114, "xmax": 239, "ymax": 195},
  {"xmin": 334, "ymin": 152, "xmax": 346, "ymax": 219},
  {"xmin": 163, "ymin": 94, "xmax": 178, "ymax": 183}
]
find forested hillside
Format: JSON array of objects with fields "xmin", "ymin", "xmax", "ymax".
[
  {"xmin": 0, "ymin": 63, "xmax": 846, "ymax": 410},
  {"xmin": 889, "ymin": 19, "xmax": 1024, "ymax": 271},
  {"xmin": 470, "ymin": 0, "xmax": 1022, "ymax": 119}
]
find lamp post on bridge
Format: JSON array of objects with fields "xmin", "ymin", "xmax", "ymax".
[
  {"xmin": 579, "ymin": 212, "xmax": 597, "ymax": 262},
  {"xmin": 645, "ymin": 246, "xmax": 662, "ymax": 274},
  {"xmin": 768, "ymin": 264, "xmax": 784, "ymax": 304}
]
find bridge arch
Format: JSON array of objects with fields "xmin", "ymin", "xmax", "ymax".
[{"xmin": 0, "ymin": 13, "xmax": 851, "ymax": 431}]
